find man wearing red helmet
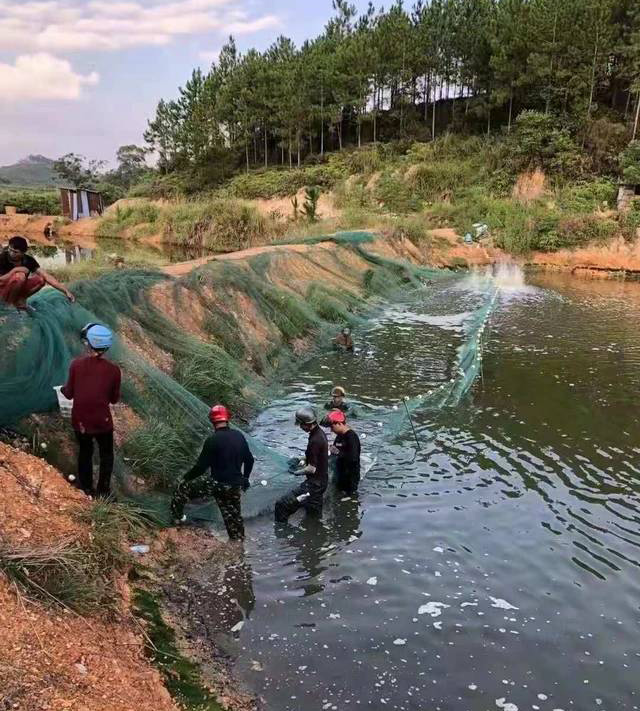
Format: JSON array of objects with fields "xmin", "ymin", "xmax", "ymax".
[
  {"xmin": 324, "ymin": 409, "xmax": 361, "ymax": 494},
  {"xmin": 170, "ymin": 405, "xmax": 254, "ymax": 541}
]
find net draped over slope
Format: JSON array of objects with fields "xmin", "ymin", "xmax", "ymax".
[{"xmin": 0, "ymin": 233, "xmax": 496, "ymax": 522}]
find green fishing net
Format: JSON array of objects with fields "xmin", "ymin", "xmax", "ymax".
[{"xmin": 0, "ymin": 232, "xmax": 494, "ymax": 523}]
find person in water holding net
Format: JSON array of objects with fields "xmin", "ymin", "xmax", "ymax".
[
  {"xmin": 333, "ymin": 326, "xmax": 354, "ymax": 351},
  {"xmin": 62, "ymin": 324, "xmax": 121, "ymax": 498},
  {"xmin": 275, "ymin": 407, "xmax": 328, "ymax": 523},
  {"xmin": 171, "ymin": 405, "xmax": 254, "ymax": 541},
  {"xmin": 325, "ymin": 385, "xmax": 350, "ymax": 413},
  {"xmin": 323, "ymin": 410, "xmax": 361, "ymax": 495},
  {"xmin": 0, "ymin": 235, "xmax": 74, "ymax": 313}
]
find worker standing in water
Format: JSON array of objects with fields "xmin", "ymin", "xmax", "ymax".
[
  {"xmin": 171, "ymin": 405, "xmax": 254, "ymax": 541},
  {"xmin": 325, "ymin": 385, "xmax": 349, "ymax": 413},
  {"xmin": 324, "ymin": 410, "xmax": 361, "ymax": 494},
  {"xmin": 333, "ymin": 327, "xmax": 354, "ymax": 352},
  {"xmin": 275, "ymin": 407, "xmax": 328, "ymax": 522},
  {"xmin": 62, "ymin": 324, "xmax": 120, "ymax": 497},
  {"xmin": 0, "ymin": 236, "xmax": 74, "ymax": 312}
]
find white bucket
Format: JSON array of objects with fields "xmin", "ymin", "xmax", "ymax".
[{"xmin": 53, "ymin": 386, "xmax": 73, "ymax": 420}]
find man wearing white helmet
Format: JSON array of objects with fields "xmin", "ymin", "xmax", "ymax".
[{"xmin": 62, "ymin": 323, "xmax": 121, "ymax": 497}]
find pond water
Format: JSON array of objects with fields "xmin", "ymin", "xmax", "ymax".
[
  {"xmin": 220, "ymin": 268, "xmax": 640, "ymax": 710},
  {"xmin": 22, "ymin": 239, "xmax": 216, "ymax": 269}
]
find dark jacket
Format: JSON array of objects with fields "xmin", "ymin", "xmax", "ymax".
[
  {"xmin": 185, "ymin": 426, "xmax": 255, "ymax": 488},
  {"xmin": 306, "ymin": 425, "xmax": 329, "ymax": 487}
]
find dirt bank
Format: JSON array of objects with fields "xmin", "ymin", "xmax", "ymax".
[
  {"xmin": 0, "ymin": 442, "xmax": 176, "ymax": 711},
  {"xmin": 528, "ymin": 236, "xmax": 640, "ymax": 277},
  {"xmin": 0, "ymin": 440, "xmax": 260, "ymax": 710},
  {"xmin": 0, "ymin": 213, "xmax": 99, "ymax": 247}
]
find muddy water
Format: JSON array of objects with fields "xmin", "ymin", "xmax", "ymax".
[{"xmin": 225, "ymin": 271, "xmax": 640, "ymax": 711}]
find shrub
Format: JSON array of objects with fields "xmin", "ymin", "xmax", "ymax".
[
  {"xmin": 389, "ymin": 216, "xmax": 431, "ymax": 246},
  {"xmin": 374, "ymin": 172, "xmax": 422, "ymax": 213},
  {"xmin": 227, "ymin": 165, "xmax": 340, "ymax": 199},
  {"xmin": 405, "ymin": 160, "xmax": 478, "ymax": 202},
  {"xmin": 162, "ymin": 199, "xmax": 283, "ymax": 251},
  {"xmin": 506, "ymin": 111, "xmax": 586, "ymax": 178},
  {"xmin": 584, "ymin": 119, "xmax": 629, "ymax": 175},
  {"xmin": 557, "ymin": 179, "xmax": 618, "ymax": 213},
  {"xmin": 620, "ymin": 141, "xmax": 640, "ymax": 185},
  {"xmin": 0, "ymin": 188, "xmax": 60, "ymax": 215},
  {"xmin": 620, "ymin": 202, "xmax": 640, "ymax": 241},
  {"xmin": 96, "ymin": 202, "xmax": 161, "ymax": 239},
  {"xmin": 556, "ymin": 215, "xmax": 618, "ymax": 247}
]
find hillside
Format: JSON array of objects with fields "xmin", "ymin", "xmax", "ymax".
[{"xmin": 0, "ymin": 155, "xmax": 56, "ymax": 186}]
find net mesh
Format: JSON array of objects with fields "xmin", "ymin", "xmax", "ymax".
[{"xmin": 0, "ymin": 232, "xmax": 494, "ymax": 523}]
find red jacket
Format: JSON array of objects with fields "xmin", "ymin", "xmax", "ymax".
[{"xmin": 62, "ymin": 355, "xmax": 121, "ymax": 434}]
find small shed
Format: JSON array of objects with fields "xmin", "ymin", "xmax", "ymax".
[{"xmin": 59, "ymin": 188, "xmax": 104, "ymax": 220}]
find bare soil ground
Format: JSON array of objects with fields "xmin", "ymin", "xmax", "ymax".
[
  {"xmin": 0, "ymin": 442, "xmax": 177, "ymax": 711},
  {"xmin": 253, "ymin": 189, "xmax": 340, "ymax": 222}
]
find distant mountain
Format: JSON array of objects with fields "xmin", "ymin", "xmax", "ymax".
[{"xmin": 0, "ymin": 155, "xmax": 57, "ymax": 187}]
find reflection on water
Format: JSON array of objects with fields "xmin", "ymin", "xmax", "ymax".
[
  {"xmin": 13, "ymin": 238, "xmax": 222, "ymax": 269},
  {"xmin": 231, "ymin": 269, "xmax": 640, "ymax": 710}
]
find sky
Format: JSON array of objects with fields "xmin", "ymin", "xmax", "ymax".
[{"xmin": 0, "ymin": 0, "xmax": 371, "ymax": 167}]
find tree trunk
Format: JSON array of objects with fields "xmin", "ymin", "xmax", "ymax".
[
  {"xmin": 297, "ymin": 128, "xmax": 301, "ymax": 168},
  {"xmin": 288, "ymin": 129, "xmax": 292, "ymax": 169},
  {"xmin": 546, "ymin": 7, "xmax": 558, "ymax": 115},
  {"xmin": 245, "ymin": 139, "xmax": 249, "ymax": 174},
  {"xmin": 624, "ymin": 90, "xmax": 632, "ymax": 118},
  {"xmin": 586, "ymin": 26, "xmax": 600, "ymax": 127},
  {"xmin": 487, "ymin": 102, "xmax": 491, "ymax": 136},
  {"xmin": 358, "ymin": 117, "xmax": 362, "ymax": 148},
  {"xmin": 320, "ymin": 83, "xmax": 325, "ymax": 157},
  {"xmin": 253, "ymin": 134, "xmax": 257, "ymax": 165},
  {"xmin": 507, "ymin": 87, "xmax": 514, "ymax": 133},
  {"xmin": 338, "ymin": 121, "xmax": 343, "ymax": 150},
  {"xmin": 424, "ymin": 73, "xmax": 429, "ymax": 121},
  {"xmin": 633, "ymin": 92, "xmax": 640, "ymax": 141},
  {"xmin": 432, "ymin": 80, "xmax": 436, "ymax": 141},
  {"xmin": 264, "ymin": 123, "xmax": 268, "ymax": 168}
]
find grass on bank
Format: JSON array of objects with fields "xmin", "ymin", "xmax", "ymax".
[
  {"xmin": 0, "ymin": 500, "xmax": 155, "ymax": 614},
  {"xmin": 97, "ymin": 198, "xmax": 286, "ymax": 252},
  {"xmin": 106, "ymin": 131, "xmax": 638, "ymax": 256}
]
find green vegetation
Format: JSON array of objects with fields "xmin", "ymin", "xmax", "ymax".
[
  {"xmin": 0, "ymin": 500, "xmax": 153, "ymax": 614},
  {"xmin": 0, "ymin": 187, "xmax": 60, "ymax": 215},
  {"xmin": 142, "ymin": 0, "xmax": 640, "ymax": 191},
  {"xmin": 133, "ymin": 589, "xmax": 223, "ymax": 711},
  {"xmin": 620, "ymin": 141, "xmax": 640, "ymax": 184},
  {"xmin": 97, "ymin": 198, "xmax": 285, "ymax": 251}
]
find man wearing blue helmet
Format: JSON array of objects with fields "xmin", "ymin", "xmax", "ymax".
[{"xmin": 62, "ymin": 323, "xmax": 121, "ymax": 497}]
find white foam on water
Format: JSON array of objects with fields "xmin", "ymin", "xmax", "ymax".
[
  {"xmin": 393, "ymin": 638, "xmax": 406, "ymax": 646},
  {"xmin": 367, "ymin": 577, "xmax": 378, "ymax": 586},
  {"xmin": 418, "ymin": 602, "xmax": 450, "ymax": 617},
  {"xmin": 490, "ymin": 597, "xmax": 519, "ymax": 610},
  {"xmin": 495, "ymin": 698, "xmax": 518, "ymax": 711}
]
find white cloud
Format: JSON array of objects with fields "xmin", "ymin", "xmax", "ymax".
[
  {"xmin": 0, "ymin": 53, "xmax": 98, "ymax": 101},
  {"xmin": 0, "ymin": 0, "xmax": 280, "ymax": 53},
  {"xmin": 199, "ymin": 49, "xmax": 221, "ymax": 65}
]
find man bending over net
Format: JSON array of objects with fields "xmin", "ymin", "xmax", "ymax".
[
  {"xmin": 0, "ymin": 236, "xmax": 74, "ymax": 313},
  {"xmin": 171, "ymin": 405, "xmax": 254, "ymax": 541}
]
